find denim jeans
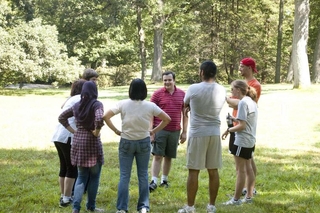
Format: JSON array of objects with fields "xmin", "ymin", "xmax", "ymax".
[
  {"xmin": 72, "ymin": 163, "xmax": 102, "ymax": 211},
  {"xmin": 117, "ymin": 137, "xmax": 151, "ymax": 211}
]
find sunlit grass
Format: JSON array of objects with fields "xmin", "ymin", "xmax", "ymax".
[{"xmin": 0, "ymin": 83, "xmax": 320, "ymax": 212}]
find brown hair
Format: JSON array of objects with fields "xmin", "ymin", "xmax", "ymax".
[
  {"xmin": 231, "ymin": 80, "xmax": 257, "ymax": 102},
  {"xmin": 82, "ymin": 68, "xmax": 99, "ymax": 80},
  {"xmin": 70, "ymin": 79, "xmax": 86, "ymax": 96}
]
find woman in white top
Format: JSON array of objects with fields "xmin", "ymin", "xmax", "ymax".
[
  {"xmin": 51, "ymin": 79, "xmax": 86, "ymax": 207},
  {"xmin": 103, "ymin": 79, "xmax": 171, "ymax": 213},
  {"xmin": 222, "ymin": 80, "xmax": 258, "ymax": 205}
]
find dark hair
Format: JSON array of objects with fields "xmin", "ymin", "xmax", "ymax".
[
  {"xmin": 129, "ymin": 78, "xmax": 147, "ymax": 101},
  {"xmin": 162, "ymin": 71, "xmax": 175, "ymax": 80},
  {"xmin": 232, "ymin": 80, "xmax": 257, "ymax": 102},
  {"xmin": 200, "ymin": 60, "xmax": 217, "ymax": 80},
  {"xmin": 70, "ymin": 79, "xmax": 86, "ymax": 96},
  {"xmin": 82, "ymin": 68, "xmax": 99, "ymax": 80}
]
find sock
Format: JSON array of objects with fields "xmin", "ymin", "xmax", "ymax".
[
  {"xmin": 63, "ymin": 196, "xmax": 71, "ymax": 203},
  {"xmin": 152, "ymin": 176, "xmax": 158, "ymax": 184},
  {"xmin": 161, "ymin": 175, "xmax": 168, "ymax": 183}
]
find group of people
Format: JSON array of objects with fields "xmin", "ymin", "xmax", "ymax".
[{"xmin": 51, "ymin": 57, "xmax": 261, "ymax": 213}]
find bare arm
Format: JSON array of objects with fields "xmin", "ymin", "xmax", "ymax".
[
  {"xmin": 226, "ymin": 97, "xmax": 240, "ymax": 109},
  {"xmin": 150, "ymin": 111, "xmax": 171, "ymax": 135},
  {"xmin": 103, "ymin": 110, "xmax": 121, "ymax": 135},
  {"xmin": 180, "ymin": 106, "xmax": 188, "ymax": 144},
  {"xmin": 221, "ymin": 119, "xmax": 246, "ymax": 140}
]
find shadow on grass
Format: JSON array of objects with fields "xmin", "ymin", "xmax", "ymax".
[
  {"xmin": 0, "ymin": 143, "xmax": 319, "ymax": 213},
  {"xmin": 0, "ymin": 88, "xmax": 66, "ymax": 96}
]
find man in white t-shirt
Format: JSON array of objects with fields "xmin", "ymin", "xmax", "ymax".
[{"xmin": 178, "ymin": 61, "xmax": 226, "ymax": 213}]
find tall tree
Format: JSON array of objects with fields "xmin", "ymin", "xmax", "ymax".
[
  {"xmin": 151, "ymin": 0, "xmax": 164, "ymax": 82},
  {"xmin": 312, "ymin": 26, "xmax": 320, "ymax": 83},
  {"xmin": 275, "ymin": 0, "xmax": 284, "ymax": 83},
  {"xmin": 291, "ymin": 0, "xmax": 310, "ymax": 88},
  {"xmin": 136, "ymin": 0, "xmax": 147, "ymax": 80}
]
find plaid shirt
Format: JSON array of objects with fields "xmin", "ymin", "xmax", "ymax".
[{"xmin": 59, "ymin": 103, "xmax": 104, "ymax": 167}]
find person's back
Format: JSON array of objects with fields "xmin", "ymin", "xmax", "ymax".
[
  {"xmin": 178, "ymin": 60, "xmax": 226, "ymax": 213},
  {"xmin": 187, "ymin": 82, "xmax": 225, "ymax": 137},
  {"xmin": 114, "ymin": 99, "xmax": 161, "ymax": 140}
]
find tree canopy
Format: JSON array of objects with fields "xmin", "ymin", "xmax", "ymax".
[{"xmin": 0, "ymin": 0, "xmax": 319, "ymax": 87}]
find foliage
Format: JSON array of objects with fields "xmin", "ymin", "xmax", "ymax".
[
  {"xmin": 0, "ymin": 18, "xmax": 84, "ymax": 87},
  {"xmin": 2, "ymin": 0, "xmax": 319, "ymax": 85},
  {"xmin": 97, "ymin": 64, "xmax": 140, "ymax": 88}
]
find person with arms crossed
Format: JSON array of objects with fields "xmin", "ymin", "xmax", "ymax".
[
  {"xmin": 59, "ymin": 81, "xmax": 105, "ymax": 213},
  {"xmin": 226, "ymin": 57, "xmax": 261, "ymax": 197},
  {"xmin": 103, "ymin": 79, "xmax": 171, "ymax": 213},
  {"xmin": 149, "ymin": 71, "xmax": 188, "ymax": 192},
  {"xmin": 222, "ymin": 80, "xmax": 258, "ymax": 205},
  {"xmin": 178, "ymin": 60, "xmax": 226, "ymax": 213}
]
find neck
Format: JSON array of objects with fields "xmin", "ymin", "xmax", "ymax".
[
  {"xmin": 245, "ymin": 75, "xmax": 255, "ymax": 81},
  {"xmin": 166, "ymin": 87, "xmax": 175, "ymax": 94},
  {"xmin": 203, "ymin": 78, "xmax": 215, "ymax": 83}
]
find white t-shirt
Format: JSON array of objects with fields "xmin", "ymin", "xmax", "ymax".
[
  {"xmin": 184, "ymin": 82, "xmax": 226, "ymax": 137},
  {"xmin": 51, "ymin": 95, "xmax": 80, "ymax": 144},
  {"xmin": 234, "ymin": 96, "xmax": 258, "ymax": 148},
  {"xmin": 110, "ymin": 99, "xmax": 163, "ymax": 140}
]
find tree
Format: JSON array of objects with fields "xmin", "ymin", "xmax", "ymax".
[
  {"xmin": 312, "ymin": 26, "xmax": 320, "ymax": 83},
  {"xmin": 135, "ymin": 0, "xmax": 147, "ymax": 80},
  {"xmin": 150, "ymin": 0, "xmax": 164, "ymax": 82},
  {"xmin": 291, "ymin": 0, "xmax": 310, "ymax": 88},
  {"xmin": 0, "ymin": 18, "xmax": 83, "ymax": 87},
  {"xmin": 275, "ymin": 0, "xmax": 284, "ymax": 83}
]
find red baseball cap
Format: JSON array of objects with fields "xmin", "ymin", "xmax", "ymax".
[{"xmin": 241, "ymin": 58, "xmax": 258, "ymax": 73}]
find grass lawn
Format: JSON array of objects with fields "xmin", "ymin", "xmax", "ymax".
[{"xmin": 0, "ymin": 83, "xmax": 319, "ymax": 213}]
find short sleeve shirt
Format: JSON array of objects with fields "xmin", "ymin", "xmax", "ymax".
[
  {"xmin": 151, "ymin": 86, "xmax": 185, "ymax": 131},
  {"xmin": 110, "ymin": 99, "xmax": 163, "ymax": 140}
]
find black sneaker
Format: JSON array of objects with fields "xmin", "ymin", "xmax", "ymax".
[
  {"xmin": 159, "ymin": 180, "xmax": 169, "ymax": 188},
  {"xmin": 59, "ymin": 198, "xmax": 72, "ymax": 207},
  {"xmin": 149, "ymin": 180, "xmax": 157, "ymax": 192}
]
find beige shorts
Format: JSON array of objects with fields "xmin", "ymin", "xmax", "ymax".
[{"xmin": 186, "ymin": 136, "xmax": 222, "ymax": 170}]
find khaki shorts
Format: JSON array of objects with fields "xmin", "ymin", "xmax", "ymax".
[{"xmin": 186, "ymin": 136, "xmax": 222, "ymax": 170}]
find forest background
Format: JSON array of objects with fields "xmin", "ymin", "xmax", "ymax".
[{"xmin": 0, "ymin": 0, "xmax": 319, "ymax": 88}]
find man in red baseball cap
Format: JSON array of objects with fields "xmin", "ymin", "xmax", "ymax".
[
  {"xmin": 225, "ymin": 57, "xmax": 261, "ymax": 202},
  {"xmin": 240, "ymin": 57, "xmax": 258, "ymax": 74}
]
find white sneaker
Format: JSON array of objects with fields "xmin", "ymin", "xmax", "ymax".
[
  {"xmin": 223, "ymin": 198, "xmax": 242, "ymax": 205},
  {"xmin": 177, "ymin": 205, "xmax": 195, "ymax": 213},
  {"xmin": 206, "ymin": 204, "xmax": 217, "ymax": 213},
  {"xmin": 138, "ymin": 208, "xmax": 147, "ymax": 213},
  {"xmin": 242, "ymin": 197, "xmax": 253, "ymax": 204},
  {"xmin": 116, "ymin": 210, "xmax": 126, "ymax": 213}
]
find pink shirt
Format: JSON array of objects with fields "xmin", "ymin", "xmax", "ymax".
[{"xmin": 151, "ymin": 86, "xmax": 185, "ymax": 131}]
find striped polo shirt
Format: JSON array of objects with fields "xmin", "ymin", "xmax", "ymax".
[{"xmin": 151, "ymin": 86, "xmax": 185, "ymax": 131}]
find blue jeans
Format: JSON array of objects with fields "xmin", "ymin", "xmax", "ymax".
[
  {"xmin": 72, "ymin": 163, "xmax": 102, "ymax": 211},
  {"xmin": 117, "ymin": 137, "xmax": 151, "ymax": 211}
]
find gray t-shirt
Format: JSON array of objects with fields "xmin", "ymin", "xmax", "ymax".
[
  {"xmin": 184, "ymin": 82, "xmax": 226, "ymax": 137},
  {"xmin": 235, "ymin": 96, "xmax": 258, "ymax": 148}
]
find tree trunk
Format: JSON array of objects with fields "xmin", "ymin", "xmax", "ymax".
[
  {"xmin": 151, "ymin": 0, "xmax": 164, "ymax": 82},
  {"xmin": 286, "ymin": 53, "xmax": 294, "ymax": 82},
  {"xmin": 292, "ymin": 0, "xmax": 311, "ymax": 88},
  {"xmin": 136, "ymin": 4, "xmax": 147, "ymax": 80},
  {"xmin": 312, "ymin": 26, "xmax": 320, "ymax": 83},
  {"xmin": 275, "ymin": 0, "xmax": 284, "ymax": 83}
]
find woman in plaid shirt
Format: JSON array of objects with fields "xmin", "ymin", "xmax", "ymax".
[{"xmin": 59, "ymin": 81, "xmax": 105, "ymax": 213}]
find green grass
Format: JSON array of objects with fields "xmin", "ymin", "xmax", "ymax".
[{"xmin": 0, "ymin": 83, "xmax": 320, "ymax": 213}]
